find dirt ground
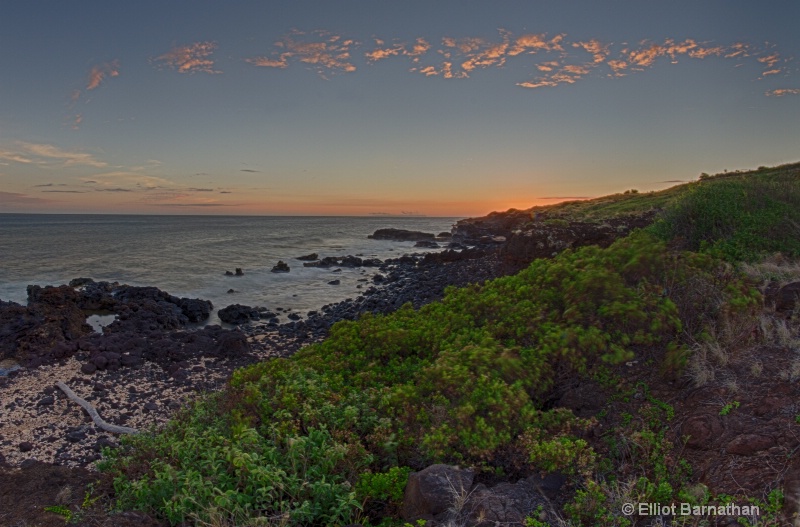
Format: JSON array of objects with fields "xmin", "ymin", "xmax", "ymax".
[{"xmin": 0, "ymin": 460, "xmax": 165, "ymax": 527}]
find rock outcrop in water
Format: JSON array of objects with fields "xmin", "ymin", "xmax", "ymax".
[
  {"xmin": 271, "ymin": 261, "xmax": 290, "ymax": 273},
  {"xmin": 0, "ymin": 279, "xmax": 247, "ymax": 372},
  {"xmin": 368, "ymin": 228, "xmax": 437, "ymax": 241}
]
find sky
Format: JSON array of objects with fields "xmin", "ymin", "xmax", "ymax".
[{"xmin": 0, "ymin": 1, "xmax": 798, "ymax": 217}]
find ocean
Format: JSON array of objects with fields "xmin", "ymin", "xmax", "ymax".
[{"xmin": 0, "ymin": 214, "xmax": 458, "ymax": 324}]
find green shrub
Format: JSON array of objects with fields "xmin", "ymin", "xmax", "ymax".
[
  {"xmin": 104, "ymin": 231, "xmax": 761, "ymax": 525},
  {"xmin": 648, "ymin": 166, "xmax": 800, "ymax": 261}
]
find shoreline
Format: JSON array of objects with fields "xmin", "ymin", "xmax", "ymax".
[{"xmin": 0, "ymin": 244, "xmax": 503, "ymax": 471}]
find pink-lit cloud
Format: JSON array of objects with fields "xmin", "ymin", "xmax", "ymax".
[
  {"xmin": 153, "ymin": 41, "xmax": 220, "ymax": 74},
  {"xmin": 333, "ymin": 30, "xmax": 794, "ymax": 92},
  {"xmin": 574, "ymin": 39, "xmax": 611, "ymax": 63},
  {"xmin": 516, "ymin": 37, "xmax": 776, "ymax": 89},
  {"xmin": 247, "ymin": 30, "xmax": 356, "ymax": 77},
  {"xmin": 53, "ymin": 29, "xmax": 792, "ymax": 98},
  {"xmin": 766, "ymin": 88, "xmax": 800, "ymax": 96},
  {"xmin": 86, "ymin": 60, "xmax": 120, "ymax": 90},
  {"xmin": 508, "ymin": 33, "xmax": 565, "ymax": 56},
  {"xmin": 246, "ymin": 56, "xmax": 288, "ymax": 68}
]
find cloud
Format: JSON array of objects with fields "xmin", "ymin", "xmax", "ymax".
[
  {"xmin": 246, "ymin": 57, "xmax": 288, "ymax": 68},
  {"xmin": 622, "ymin": 39, "xmax": 751, "ymax": 71},
  {"xmin": 240, "ymin": 169, "xmax": 260, "ymax": 173},
  {"xmin": 374, "ymin": 30, "xmax": 566, "ymax": 79},
  {"xmin": 0, "ymin": 150, "xmax": 34, "ymax": 164},
  {"xmin": 758, "ymin": 53, "xmax": 781, "ymax": 69},
  {"xmin": 86, "ymin": 60, "xmax": 120, "ymax": 90},
  {"xmin": 508, "ymin": 33, "xmax": 565, "ymax": 56},
  {"xmin": 516, "ymin": 36, "xmax": 771, "ymax": 89},
  {"xmin": 188, "ymin": 187, "xmax": 214, "ymax": 191},
  {"xmin": 153, "ymin": 42, "xmax": 221, "ymax": 74},
  {"xmin": 766, "ymin": 88, "xmax": 800, "ymax": 96},
  {"xmin": 81, "ymin": 171, "xmax": 176, "ymax": 195},
  {"xmin": 247, "ymin": 30, "xmax": 356, "ymax": 77},
  {"xmin": 0, "ymin": 142, "xmax": 107, "ymax": 168},
  {"xmin": 574, "ymin": 39, "xmax": 611, "ymax": 64},
  {"xmin": 41, "ymin": 190, "xmax": 87, "ymax": 193}
]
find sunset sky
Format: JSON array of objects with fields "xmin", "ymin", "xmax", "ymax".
[{"xmin": 1, "ymin": 1, "xmax": 798, "ymax": 217}]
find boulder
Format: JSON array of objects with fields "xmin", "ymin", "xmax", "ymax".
[
  {"xmin": 340, "ymin": 255, "xmax": 363, "ymax": 267},
  {"xmin": 271, "ymin": 261, "xmax": 290, "ymax": 273},
  {"xmin": 414, "ymin": 241, "xmax": 440, "ymax": 248},
  {"xmin": 681, "ymin": 413, "xmax": 724, "ymax": 449},
  {"xmin": 466, "ymin": 474, "xmax": 561, "ymax": 525},
  {"xmin": 402, "ymin": 464, "xmax": 475, "ymax": 521},
  {"xmin": 176, "ymin": 297, "xmax": 213, "ymax": 323},
  {"xmin": 726, "ymin": 434, "xmax": 775, "ymax": 456},
  {"xmin": 776, "ymin": 282, "xmax": 800, "ymax": 314},
  {"xmin": 296, "ymin": 253, "xmax": 319, "ymax": 261},
  {"xmin": 368, "ymin": 228, "xmax": 436, "ymax": 241},
  {"xmin": 218, "ymin": 304, "xmax": 260, "ymax": 324},
  {"xmin": 362, "ymin": 258, "xmax": 383, "ymax": 266},
  {"xmin": 235, "ymin": 268, "xmax": 244, "ymax": 276}
]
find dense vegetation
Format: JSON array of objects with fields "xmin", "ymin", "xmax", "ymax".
[
  {"xmin": 648, "ymin": 163, "xmax": 800, "ymax": 261},
  {"xmin": 101, "ymin": 163, "xmax": 798, "ymax": 526}
]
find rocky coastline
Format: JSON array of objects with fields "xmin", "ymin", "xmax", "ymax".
[
  {"xmin": 0, "ymin": 215, "xmax": 651, "ymax": 467},
  {"xmin": 0, "ymin": 215, "xmax": 649, "ymax": 526}
]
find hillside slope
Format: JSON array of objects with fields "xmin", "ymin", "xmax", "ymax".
[{"xmin": 23, "ymin": 162, "xmax": 800, "ymax": 527}]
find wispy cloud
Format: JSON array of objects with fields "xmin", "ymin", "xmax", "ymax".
[
  {"xmin": 82, "ymin": 171, "xmax": 176, "ymax": 191},
  {"xmin": 766, "ymin": 88, "xmax": 800, "ymax": 97},
  {"xmin": 86, "ymin": 60, "xmax": 120, "ymax": 90},
  {"xmin": 246, "ymin": 30, "xmax": 357, "ymax": 77},
  {"xmin": 68, "ymin": 61, "xmax": 120, "ymax": 129},
  {"xmin": 0, "ymin": 142, "xmax": 107, "ymax": 168},
  {"xmin": 240, "ymin": 168, "xmax": 260, "ymax": 173},
  {"xmin": 41, "ymin": 190, "xmax": 87, "ymax": 193},
  {"xmin": 517, "ymin": 37, "xmax": 764, "ymax": 89},
  {"xmin": 366, "ymin": 30, "xmax": 565, "ymax": 79},
  {"xmin": 0, "ymin": 149, "xmax": 34, "ymax": 164},
  {"xmin": 153, "ymin": 41, "xmax": 221, "ymax": 74}
]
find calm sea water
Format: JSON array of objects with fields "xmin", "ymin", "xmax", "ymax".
[{"xmin": 0, "ymin": 214, "xmax": 458, "ymax": 324}]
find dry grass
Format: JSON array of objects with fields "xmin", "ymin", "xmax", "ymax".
[
  {"xmin": 741, "ymin": 254, "xmax": 800, "ymax": 289},
  {"xmin": 686, "ymin": 313, "xmax": 757, "ymax": 388},
  {"xmin": 55, "ymin": 485, "xmax": 73, "ymax": 506},
  {"xmin": 443, "ymin": 474, "xmax": 478, "ymax": 527}
]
